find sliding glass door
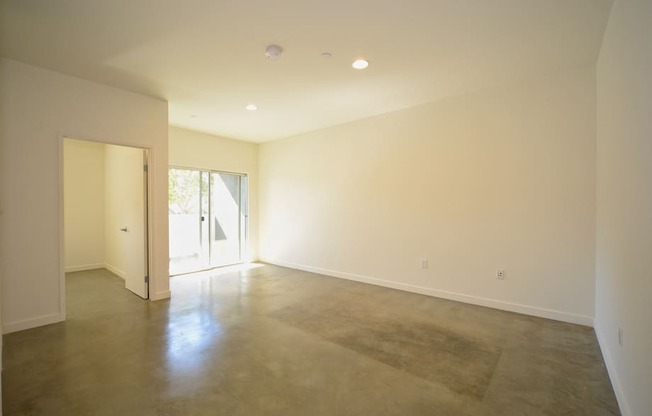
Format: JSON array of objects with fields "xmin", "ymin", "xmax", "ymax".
[{"xmin": 169, "ymin": 168, "xmax": 247, "ymax": 275}]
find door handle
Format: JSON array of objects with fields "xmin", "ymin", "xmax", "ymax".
[{"xmin": 120, "ymin": 227, "xmax": 128, "ymax": 232}]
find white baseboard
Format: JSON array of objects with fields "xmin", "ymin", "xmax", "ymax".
[
  {"xmin": 65, "ymin": 263, "xmax": 105, "ymax": 273},
  {"xmin": 2, "ymin": 313, "xmax": 64, "ymax": 334},
  {"xmin": 261, "ymin": 258, "xmax": 594, "ymax": 327},
  {"xmin": 151, "ymin": 290, "xmax": 171, "ymax": 301},
  {"xmin": 104, "ymin": 263, "xmax": 125, "ymax": 279},
  {"xmin": 595, "ymin": 322, "xmax": 631, "ymax": 416}
]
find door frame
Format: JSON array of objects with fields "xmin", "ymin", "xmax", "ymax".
[
  {"xmin": 168, "ymin": 165, "xmax": 249, "ymax": 275},
  {"xmin": 58, "ymin": 134, "xmax": 153, "ymax": 318}
]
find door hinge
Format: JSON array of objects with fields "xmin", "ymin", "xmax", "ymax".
[
  {"xmin": 143, "ymin": 164, "xmax": 148, "ymax": 172},
  {"xmin": 144, "ymin": 275, "xmax": 149, "ymax": 283}
]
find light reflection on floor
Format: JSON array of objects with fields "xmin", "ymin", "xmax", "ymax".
[{"xmin": 164, "ymin": 263, "xmax": 266, "ymax": 387}]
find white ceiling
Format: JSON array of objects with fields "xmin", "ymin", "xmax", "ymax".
[{"xmin": 0, "ymin": 0, "xmax": 613, "ymax": 142}]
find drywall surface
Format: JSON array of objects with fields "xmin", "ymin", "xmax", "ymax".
[
  {"xmin": 169, "ymin": 126, "xmax": 259, "ymax": 261},
  {"xmin": 0, "ymin": 59, "xmax": 170, "ymax": 334},
  {"xmin": 63, "ymin": 139, "xmax": 106, "ymax": 271},
  {"xmin": 260, "ymin": 67, "xmax": 597, "ymax": 325},
  {"xmin": 595, "ymin": 1, "xmax": 652, "ymax": 415}
]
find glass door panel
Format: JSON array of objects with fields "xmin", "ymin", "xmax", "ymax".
[
  {"xmin": 209, "ymin": 172, "xmax": 242, "ymax": 267},
  {"xmin": 169, "ymin": 168, "xmax": 247, "ymax": 274},
  {"xmin": 168, "ymin": 168, "xmax": 209, "ymax": 275},
  {"xmin": 199, "ymin": 171, "xmax": 210, "ymax": 269}
]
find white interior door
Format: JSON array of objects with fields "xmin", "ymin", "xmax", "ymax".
[{"xmin": 119, "ymin": 147, "xmax": 148, "ymax": 298}]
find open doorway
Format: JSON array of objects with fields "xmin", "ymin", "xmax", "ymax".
[
  {"xmin": 63, "ymin": 138, "xmax": 149, "ymax": 300},
  {"xmin": 169, "ymin": 167, "xmax": 248, "ymax": 275}
]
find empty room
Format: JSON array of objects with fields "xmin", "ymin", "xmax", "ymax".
[{"xmin": 0, "ymin": 0, "xmax": 650, "ymax": 415}]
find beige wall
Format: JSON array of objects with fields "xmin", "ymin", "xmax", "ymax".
[
  {"xmin": 169, "ymin": 126, "xmax": 259, "ymax": 261},
  {"xmin": 259, "ymin": 67, "xmax": 597, "ymax": 325},
  {"xmin": 595, "ymin": 0, "xmax": 652, "ymax": 415},
  {"xmin": 0, "ymin": 59, "xmax": 170, "ymax": 334},
  {"xmin": 64, "ymin": 139, "xmax": 106, "ymax": 271}
]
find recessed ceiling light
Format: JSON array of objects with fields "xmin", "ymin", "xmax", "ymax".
[
  {"xmin": 190, "ymin": 114, "xmax": 198, "ymax": 118},
  {"xmin": 321, "ymin": 52, "xmax": 332, "ymax": 59},
  {"xmin": 245, "ymin": 104, "xmax": 258, "ymax": 111},
  {"xmin": 352, "ymin": 59, "xmax": 369, "ymax": 69}
]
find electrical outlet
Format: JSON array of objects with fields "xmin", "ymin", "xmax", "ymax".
[
  {"xmin": 421, "ymin": 260, "xmax": 429, "ymax": 269},
  {"xmin": 496, "ymin": 269, "xmax": 505, "ymax": 279},
  {"xmin": 618, "ymin": 328, "xmax": 623, "ymax": 347}
]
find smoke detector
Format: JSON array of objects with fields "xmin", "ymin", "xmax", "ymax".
[{"xmin": 265, "ymin": 44, "xmax": 283, "ymax": 59}]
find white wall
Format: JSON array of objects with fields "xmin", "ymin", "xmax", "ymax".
[
  {"xmin": 169, "ymin": 126, "xmax": 259, "ymax": 261},
  {"xmin": 0, "ymin": 59, "xmax": 170, "ymax": 334},
  {"xmin": 63, "ymin": 139, "xmax": 106, "ymax": 271},
  {"xmin": 259, "ymin": 67, "xmax": 597, "ymax": 325},
  {"xmin": 595, "ymin": 1, "xmax": 652, "ymax": 415}
]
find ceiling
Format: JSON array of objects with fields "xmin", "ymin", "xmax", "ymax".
[{"xmin": 0, "ymin": 0, "xmax": 613, "ymax": 143}]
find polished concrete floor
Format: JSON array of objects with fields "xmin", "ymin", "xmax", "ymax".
[{"xmin": 3, "ymin": 264, "xmax": 619, "ymax": 415}]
